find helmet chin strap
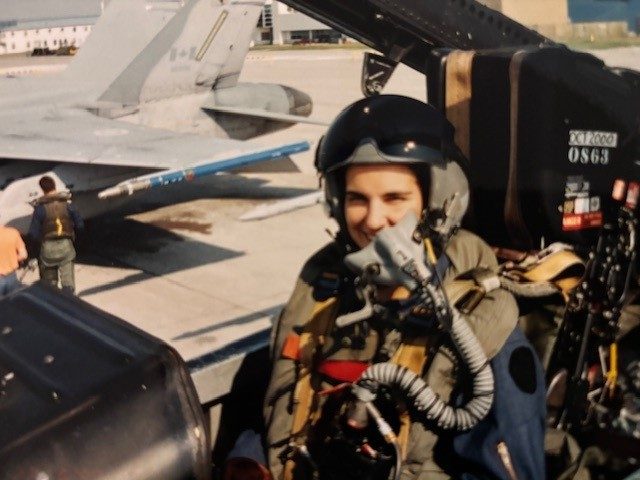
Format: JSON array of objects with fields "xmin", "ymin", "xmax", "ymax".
[{"xmin": 438, "ymin": 192, "xmax": 465, "ymax": 237}]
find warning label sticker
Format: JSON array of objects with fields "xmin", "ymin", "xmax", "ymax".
[
  {"xmin": 567, "ymin": 130, "xmax": 618, "ymax": 166},
  {"xmin": 562, "ymin": 175, "xmax": 603, "ymax": 231}
]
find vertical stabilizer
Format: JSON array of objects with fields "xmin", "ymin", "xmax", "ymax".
[
  {"xmin": 98, "ymin": 0, "xmax": 264, "ymax": 106},
  {"xmin": 63, "ymin": 0, "xmax": 182, "ymax": 95},
  {"xmin": 212, "ymin": 1, "xmax": 264, "ymax": 89}
]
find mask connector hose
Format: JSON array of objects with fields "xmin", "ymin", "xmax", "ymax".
[{"xmin": 359, "ymin": 307, "xmax": 493, "ymax": 431}]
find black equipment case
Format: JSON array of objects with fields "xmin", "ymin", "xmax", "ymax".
[
  {"xmin": 0, "ymin": 283, "xmax": 210, "ymax": 480},
  {"xmin": 427, "ymin": 46, "xmax": 640, "ymax": 250}
]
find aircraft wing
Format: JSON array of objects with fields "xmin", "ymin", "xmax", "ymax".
[{"xmin": 1, "ymin": 110, "xmax": 307, "ymax": 171}]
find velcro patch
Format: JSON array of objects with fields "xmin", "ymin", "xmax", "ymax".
[
  {"xmin": 281, "ymin": 332, "xmax": 301, "ymax": 361},
  {"xmin": 508, "ymin": 346, "xmax": 537, "ymax": 394}
]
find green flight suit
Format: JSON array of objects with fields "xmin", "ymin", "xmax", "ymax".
[{"xmin": 263, "ymin": 229, "xmax": 520, "ymax": 480}]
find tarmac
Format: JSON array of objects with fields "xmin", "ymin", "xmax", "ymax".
[
  {"xmin": 6, "ymin": 49, "xmax": 424, "ymax": 414},
  {"xmin": 7, "ymin": 46, "xmax": 640, "ymax": 428}
]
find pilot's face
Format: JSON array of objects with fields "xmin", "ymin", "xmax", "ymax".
[{"xmin": 344, "ymin": 164, "xmax": 424, "ymax": 249}]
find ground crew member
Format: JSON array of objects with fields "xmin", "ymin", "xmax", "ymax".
[
  {"xmin": 0, "ymin": 224, "xmax": 27, "ymax": 296},
  {"xmin": 263, "ymin": 95, "xmax": 546, "ymax": 480},
  {"xmin": 28, "ymin": 175, "xmax": 84, "ymax": 293}
]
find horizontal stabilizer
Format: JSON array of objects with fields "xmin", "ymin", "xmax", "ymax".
[
  {"xmin": 239, "ymin": 191, "xmax": 323, "ymax": 221},
  {"xmin": 203, "ymin": 105, "xmax": 329, "ymax": 126},
  {"xmin": 98, "ymin": 141, "xmax": 309, "ymax": 199}
]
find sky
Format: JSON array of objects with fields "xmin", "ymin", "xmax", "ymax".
[{"xmin": 0, "ymin": 0, "xmax": 101, "ymax": 22}]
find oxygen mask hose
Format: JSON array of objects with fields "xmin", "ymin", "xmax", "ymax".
[
  {"xmin": 358, "ymin": 306, "xmax": 493, "ymax": 431},
  {"xmin": 344, "ymin": 213, "xmax": 495, "ymax": 431}
]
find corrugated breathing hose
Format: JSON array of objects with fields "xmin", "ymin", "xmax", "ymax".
[{"xmin": 359, "ymin": 306, "xmax": 494, "ymax": 431}]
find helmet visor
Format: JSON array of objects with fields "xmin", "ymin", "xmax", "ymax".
[
  {"xmin": 324, "ymin": 138, "xmax": 446, "ymax": 173},
  {"xmin": 316, "ymin": 95, "xmax": 456, "ymax": 173}
]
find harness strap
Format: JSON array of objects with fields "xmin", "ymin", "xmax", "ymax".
[
  {"xmin": 283, "ymin": 266, "xmax": 498, "ymax": 474},
  {"xmin": 445, "ymin": 50, "xmax": 475, "ymax": 160},
  {"xmin": 284, "ymin": 296, "xmax": 339, "ymax": 480},
  {"xmin": 445, "ymin": 268, "xmax": 502, "ymax": 315},
  {"xmin": 389, "ymin": 270, "xmax": 500, "ymax": 459},
  {"xmin": 500, "ymin": 248, "xmax": 585, "ymax": 301},
  {"xmin": 390, "ymin": 326, "xmax": 429, "ymax": 460}
]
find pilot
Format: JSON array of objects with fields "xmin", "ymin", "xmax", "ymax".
[
  {"xmin": 28, "ymin": 175, "xmax": 84, "ymax": 293},
  {"xmin": 263, "ymin": 95, "xmax": 546, "ymax": 480}
]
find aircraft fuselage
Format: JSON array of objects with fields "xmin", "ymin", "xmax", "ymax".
[{"xmin": 0, "ymin": 75, "xmax": 312, "ymax": 231}]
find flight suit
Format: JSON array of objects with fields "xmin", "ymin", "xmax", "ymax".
[{"xmin": 264, "ymin": 229, "xmax": 546, "ymax": 480}]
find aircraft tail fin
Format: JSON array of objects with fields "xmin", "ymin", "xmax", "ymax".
[
  {"xmin": 97, "ymin": 0, "xmax": 264, "ymax": 105},
  {"xmin": 63, "ymin": 0, "xmax": 182, "ymax": 95}
]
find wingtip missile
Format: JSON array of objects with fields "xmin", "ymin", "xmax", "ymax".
[
  {"xmin": 98, "ymin": 141, "xmax": 311, "ymax": 200},
  {"xmin": 98, "ymin": 181, "xmax": 149, "ymax": 199}
]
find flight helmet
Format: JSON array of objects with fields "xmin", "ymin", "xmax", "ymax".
[{"xmin": 315, "ymin": 95, "xmax": 470, "ymax": 248}]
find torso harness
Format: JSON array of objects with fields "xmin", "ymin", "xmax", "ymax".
[{"xmin": 279, "ymin": 243, "xmax": 584, "ymax": 480}]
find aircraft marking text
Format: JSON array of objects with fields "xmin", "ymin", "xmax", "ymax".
[{"xmin": 569, "ymin": 130, "xmax": 618, "ymax": 148}]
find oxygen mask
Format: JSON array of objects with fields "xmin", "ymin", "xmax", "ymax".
[
  {"xmin": 336, "ymin": 212, "xmax": 451, "ymax": 332},
  {"xmin": 344, "ymin": 212, "xmax": 431, "ymax": 291}
]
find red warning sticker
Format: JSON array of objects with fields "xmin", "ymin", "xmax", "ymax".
[{"xmin": 562, "ymin": 212, "xmax": 603, "ymax": 231}]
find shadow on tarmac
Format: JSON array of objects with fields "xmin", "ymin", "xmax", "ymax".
[
  {"xmin": 114, "ymin": 174, "xmax": 317, "ymax": 215},
  {"xmin": 171, "ymin": 304, "xmax": 283, "ymax": 341},
  {"xmin": 71, "ymin": 174, "xmax": 316, "ymax": 296},
  {"xmin": 75, "ymin": 218, "xmax": 242, "ymax": 296}
]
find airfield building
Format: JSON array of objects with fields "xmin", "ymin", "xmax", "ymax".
[
  {"xmin": 0, "ymin": 17, "xmax": 95, "ymax": 56},
  {"xmin": 484, "ymin": 0, "xmax": 630, "ymax": 39},
  {"xmin": 258, "ymin": 1, "xmax": 345, "ymax": 45}
]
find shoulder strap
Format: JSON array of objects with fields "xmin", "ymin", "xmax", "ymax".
[
  {"xmin": 284, "ymin": 294, "xmax": 339, "ymax": 480},
  {"xmin": 391, "ymin": 335, "xmax": 429, "ymax": 460},
  {"xmin": 446, "ymin": 267, "xmax": 501, "ymax": 314},
  {"xmin": 499, "ymin": 246, "xmax": 585, "ymax": 301}
]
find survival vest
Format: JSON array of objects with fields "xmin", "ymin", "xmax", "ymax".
[{"xmin": 39, "ymin": 194, "xmax": 75, "ymax": 240}]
